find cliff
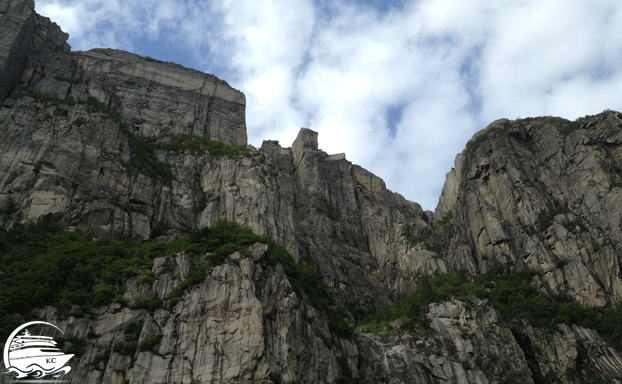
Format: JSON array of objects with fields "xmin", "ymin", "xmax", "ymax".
[{"xmin": 0, "ymin": 0, "xmax": 621, "ymax": 383}]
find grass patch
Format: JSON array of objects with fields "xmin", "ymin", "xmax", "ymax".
[
  {"xmin": 435, "ymin": 210, "xmax": 453, "ymax": 229},
  {"xmin": 169, "ymin": 262, "xmax": 207, "ymax": 305},
  {"xmin": 150, "ymin": 222, "xmax": 171, "ymax": 239},
  {"xmin": 537, "ymin": 204, "xmax": 570, "ymax": 230},
  {"xmin": 63, "ymin": 337, "xmax": 87, "ymax": 357},
  {"xmin": 112, "ymin": 200, "xmax": 147, "ymax": 215},
  {"xmin": 268, "ymin": 372, "xmax": 283, "ymax": 384},
  {"xmin": 54, "ymin": 75, "xmax": 90, "ymax": 84},
  {"xmin": 565, "ymin": 118, "xmax": 586, "ymax": 135}
]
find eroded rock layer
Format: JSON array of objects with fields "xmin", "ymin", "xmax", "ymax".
[{"xmin": 1, "ymin": 1, "xmax": 622, "ymax": 383}]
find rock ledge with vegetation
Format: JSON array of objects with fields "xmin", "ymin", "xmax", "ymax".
[{"xmin": 1, "ymin": 0, "xmax": 622, "ymax": 383}]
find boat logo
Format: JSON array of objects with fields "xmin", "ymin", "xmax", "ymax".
[{"xmin": 2, "ymin": 321, "xmax": 74, "ymax": 379}]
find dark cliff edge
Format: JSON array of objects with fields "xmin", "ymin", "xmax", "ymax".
[{"xmin": 1, "ymin": 1, "xmax": 621, "ymax": 383}]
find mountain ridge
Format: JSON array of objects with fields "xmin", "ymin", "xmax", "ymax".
[{"xmin": 1, "ymin": 0, "xmax": 622, "ymax": 383}]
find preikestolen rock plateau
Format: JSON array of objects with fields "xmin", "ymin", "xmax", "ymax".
[{"xmin": 1, "ymin": 0, "xmax": 622, "ymax": 383}]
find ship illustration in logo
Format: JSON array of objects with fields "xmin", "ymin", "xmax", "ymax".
[{"xmin": 2, "ymin": 321, "xmax": 73, "ymax": 379}]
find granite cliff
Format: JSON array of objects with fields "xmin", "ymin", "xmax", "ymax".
[{"xmin": 1, "ymin": 0, "xmax": 622, "ymax": 383}]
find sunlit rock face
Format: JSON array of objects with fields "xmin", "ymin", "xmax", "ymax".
[
  {"xmin": 436, "ymin": 113, "xmax": 622, "ymax": 307},
  {"xmin": 1, "ymin": 0, "xmax": 622, "ymax": 383}
]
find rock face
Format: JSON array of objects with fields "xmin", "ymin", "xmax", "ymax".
[
  {"xmin": 1, "ymin": 1, "xmax": 622, "ymax": 383},
  {"xmin": 365, "ymin": 299, "xmax": 622, "ymax": 384},
  {"xmin": 435, "ymin": 114, "xmax": 622, "ymax": 307},
  {"xmin": 0, "ymin": 0, "xmax": 69, "ymax": 105},
  {"xmin": 28, "ymin": 248, "xmax": 352, "ymax": 384}
]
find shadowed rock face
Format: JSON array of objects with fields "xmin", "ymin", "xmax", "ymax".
[{"xmin": 1, "ymin": 1, "xmax": 622, "ymax": 383}]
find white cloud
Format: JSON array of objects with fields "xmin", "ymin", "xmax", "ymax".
[
  {"xmin": 480, "ymin": 0, "xmax": 622, "ymax": 121},
  {"xmin": 35, "ymin": 0, "xmax": 622, "ymax": 210}
]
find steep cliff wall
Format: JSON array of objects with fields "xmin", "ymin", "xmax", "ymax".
[
  {"xmin": 434, "ymin": 113, "xmax": 622, "ymax": 307},
  {"xmin": 0, "ymin": 3, "xmax": 430, "ymax": 311},
  {"xmin": 0, "ymin": 0, "xmax": 35, "ymax": 105},
  {"xmin": 1, "ymin": 1, "xmax": 622, "ymax": 383}
]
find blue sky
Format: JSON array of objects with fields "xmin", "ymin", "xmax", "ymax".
[{"xmin": 36, "ymin": 0, "xmax": 622, "ymax": 211}]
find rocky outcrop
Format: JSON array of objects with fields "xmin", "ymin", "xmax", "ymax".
[
  {"xmin": 1, "ymin": 0, "xmax": 622, "ymax": 383},
  {"xmin": 9, "ymin": 246, "xmax": 353, "ymax": 384},
  {"xmin": 365, "ymin": 299, "xmax": 622, "ymax": 384},
  {"xmin": 0, "ymin": 0, "xmax": 69, "ymax": 105},
  {"xmin": 0, "ymin": 0, "xmax": 35, "ymax": 105},
  {"xmin": 434, "ymin": 112, "xmax": 622, "ymax": 307},
  {"xmin": 0, "ymin": 4, "xmax": 246, "ymax": 241},
  {"xmin": 20, "ymin": 45, "xmax": 246, "ymax": 146}
]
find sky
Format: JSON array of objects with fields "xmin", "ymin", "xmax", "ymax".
[{"xmin": 35, "ymin": 0, "xmax": 622, "ymax": 211}]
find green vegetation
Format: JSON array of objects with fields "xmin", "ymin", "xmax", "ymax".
[
  {"xmin": 150, "ymin": 221, "xmax": 171, "ymax": 239},
  {"xmin": 1, "ymin": 195, "xmax": 19, "ymax": 216},
  {"xmin": 17, "ymin": 91, "xmax": 65, "ymax": 103},
  {"xmin": 54, "ymin": 75, "xmax": 90, "ymax": 84},
  {"xmin": 170, "ymin": 220, "xmax": 354, "ymax": 337},
  {"xmin": 80, "ymin": 95, "xmax": 175, "ymax": 184},
  {"xmin": 436, "ymin": 210, "xmax": 453, "ymax": 228},
  {"xmin": 169, "ymin": 262, "xmax": 206, "ymax": 306},
  {"xmin": 130, "ymin": 295, "xmax": 162, "ymax": 312},
  {"xmin": 91, "ymin": 345, "xmax": 111, "ymax": 367},
  {"xmin": 0, "ymin": 213, "xmax": 186, "ymax": 340},
  {"xmin": 33, "ymin": 161, "xmax": 42, "ymax": 174},
  {"xmin": 53, "ymin": 336, "xmax": 87, "ymax": 357},
  {"xmin": 268, "ymin": 372, "xmax": 283, "ymax": 384},
  {"xmin": 139, "ymin": 334, "xmax": 163, "ymax": 353},
  {"xmin": 17, "ymin": 92, "xmax": 175, "ymax": 184},
  {"xmin": 63, "ymin": 337, "xmax": 87, "ymax": 357},
  {"xmin": 335, "ymin": 354, "xmax": 362, "ymax": 384},
  {"xmin": 564, "ymin": 116, "xmax": 590, "ymax": 135},
  {"xmin": 357, "ymin": 264, "xmax": 622, "ymax": 351},
  {"xmin": 112, "ymin": 199, "xmax": 147, "ymax": 215},
  {"xmin": 153, "ymin": 134, "xmax": 251, "ymax": 158},
  {"xmin": 405, "ymin": 208, "xmax": 453, "ymax": 254},
  {"xmin": 54, "ymin": 107, "xmax": 69, "ymax": 117},
  {"xmin": 73, "ymin": 116, "xmax": 88, "ymax": 126},
  {"xmin": 115, "ymin": 125, "xmax": 174, "ymax": 185},
  {"xmin": 4, "ymin": 169, "xmax": 23, "ymax": 185},
  {"xmin": 0, "ymin": 215, "xmax": 352, "ymax": 341},
  {"xmin": 537, "ymin": 204, "xmax": 570, "ymax": 230},
  {"xmin": 527, "ymin": 203, "xmax": 588, "ymax": 236},
  {"xmin": 113, "ymin": 320, "xmax": 143, "ymax": 355},
  {"xmin": 137, "ymin": 271, "xmax": 155, "ymax": 284}
]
